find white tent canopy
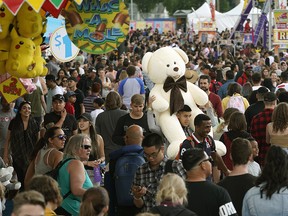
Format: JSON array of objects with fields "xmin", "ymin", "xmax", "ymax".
[{"xmin": 187, "ymin": 1, "xmax": 261, "ymax": 33}]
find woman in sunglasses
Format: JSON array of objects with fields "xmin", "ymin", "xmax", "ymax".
[
  {"xmin": 24, "ymin": 127, "xmax": 64, "ymax": 188},
  {"xmin": 77, "ymin": 113, "xmax": 105, "ymax": 186},
  {"xmin": 3, "ymin": 101, "xmax": 40, "ymax": 190},
  {"xmin": 55, "ymin": 134, "xmax": 93, "ymax": 216}
]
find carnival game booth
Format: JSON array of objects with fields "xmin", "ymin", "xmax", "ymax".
[{"xmin": 0, "ymin": 0, "xmax": 130, "ymax": 103}]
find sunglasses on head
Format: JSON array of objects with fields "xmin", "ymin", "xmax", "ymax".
[
  {"xmin": 53, "ymin": 134, "xmax": 67, "ymax": 140},
  {"xmin": 81, "ymin": 144, "xmax": 92, "ymax": 150}
]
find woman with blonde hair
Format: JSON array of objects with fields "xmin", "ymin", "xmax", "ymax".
[
  {"xmin": 54, "ymin": 134, "xmax": 93, "ymax": 215},
  {"xmin": 266, "ymin": 102, "xmax": 288, "ymax": 152},
  {"xmin": 28, "ymin": 175, "xmax": 62, "ymax": 216},
  {"xmin": 150, "ymin": 173, "xmax": 197, "ymax": 216},
  {"xmin": 79, "ymin": 187, "xmax": 109, "ymax": 216}
]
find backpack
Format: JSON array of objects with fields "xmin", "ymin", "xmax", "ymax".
[
  {"xmin": 211, "ymin": 80, "xmax": 221, "ymax": 94},
  {"xmin": 226, "ymin": 95, "xmax": 245, "ymax": 113},
  {"xmin": 45, "ymin": 158, "xmax": 74, "ymax": 199},
  {"xmin": 114, "ymin": 152, "xmax": 145, "ymax": 206}
]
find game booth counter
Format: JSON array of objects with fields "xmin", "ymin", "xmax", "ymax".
[{"xmin": 0, "ymin": 0, "xmax": 130, "ymax": 103}]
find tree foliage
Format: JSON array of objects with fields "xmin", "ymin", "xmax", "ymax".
[
  {"xmin": 124, "ymin": 0, "xmax": 236, "ymax": 16},
  {"xmin": 162, "ymin": 0, "xmax": 205, "ymax": 15}
]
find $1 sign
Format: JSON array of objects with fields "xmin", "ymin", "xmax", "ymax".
[{"xmin": 50, "ymin": 27, "xmax": 79, "ymax": 62}]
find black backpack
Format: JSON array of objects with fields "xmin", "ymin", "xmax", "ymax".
[{"xmin": 45, "ymin": 158, "xmax": 74, "ymax": 199}]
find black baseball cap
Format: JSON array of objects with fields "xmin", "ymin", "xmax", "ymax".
[
  {"xmin": 77, "ymin": 113, "xmax": 93, "ymax": 122},
  {"xmin": 52, "ymin": 94, "xmax": 65, "ymax": 102}
]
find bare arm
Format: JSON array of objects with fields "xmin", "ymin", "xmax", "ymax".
[
  {"xmin": 68, "ymin": 160, "xmax": 87, "ymax": 197},
  {"xmin": 40, "ymin": 95, "xmax": 47, "ymax": 114},
  {"xmin": 54, "ymin": 109, "xmax": 67, "ymax": 128},
  {"xmin": 96, "ymin": 134, "xmax": 105, "ymax": 163},
  {"xmin": 48, "ymin": 150, "xmax": 63, "ymax": 169},
  {"xmin": 24, "ymin": 159, "xmax": 35, "ymax": 189},
  {"xmin": 266, "ymin": 124, "xmax": 271, "ymax": 144},
  {"xmin": 211, "ymin": 151, "xmax": 230, "ymax": 176},
  {"xmin": 80, "ymin": 103, "xmax": 85, "ymax": 115},
  {"xmin": 3, "ymin": 130, "xmax": 11, "ymax": 165},
  {"xmin": 40, "ymin": 77, "xmax": 48, "ymax": 95}
]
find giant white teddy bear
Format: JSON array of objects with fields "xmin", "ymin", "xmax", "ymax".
[{"xmin": 142, "ymin": 47, "xmax": 209, "ymax": 158}]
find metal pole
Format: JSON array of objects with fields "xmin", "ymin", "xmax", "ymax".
[
  {"xmin": 131, "ymin": 0, "xmax": 134, "ymax": 21},
  {"xmin": 268, "ymin": 0, "xmax": 272, "ymax": 50}
]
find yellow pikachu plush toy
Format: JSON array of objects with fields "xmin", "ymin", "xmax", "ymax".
[
  {"xmin": 0, "ymin": 5, "xmax": 14, "ymax": 74},
  {"xmin": 33, "ymin": 37, "xmax": 48, "ymax": 77},
  {"xmin": 16, "ymin": 2, "xmax": 45, "ymax": 39},
  {"xmin": 0, "ymin": 5, "xmax": 14, "ymax": 40},
  {"xmin": 5, "ymin": 28, "xmax": 37, "ymax": 78}
]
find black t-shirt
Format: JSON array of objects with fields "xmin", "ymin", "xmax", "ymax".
[
  {"xmin": 150, "ymin": 205, "xmax": 198, "ymax": 216},
  {"xmin": 186, "ymin": 181, "xmax": 238, "ymax": 216},
  {"xmin": 44, "ymin": 112, "xmax": 77, "ymax": 139},
  {"xmin": 218, "ymin": 174, "xmax": 256, "ymax": 216},
  {"xmin": 112, "ymin": 113, "xmax": 150, "ymax": 146}
]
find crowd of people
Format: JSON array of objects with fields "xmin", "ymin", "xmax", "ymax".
[{"xmin": 1, "ymin": 26, "xmax": 288, "ymax": 216}]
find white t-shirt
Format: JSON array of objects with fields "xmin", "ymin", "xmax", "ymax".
[{"xmin": 248, "ymin": 161, "xmax": 261, "ymax": 177}]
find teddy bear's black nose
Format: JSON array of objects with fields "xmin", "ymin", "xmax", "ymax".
[{"xmin": 173, "ymin": 67, "xmax": 179, "ymax": 72}]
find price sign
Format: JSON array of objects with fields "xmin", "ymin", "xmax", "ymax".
[
  {"xmin": 0, "ymin": 76, "xmax": 27, "ymax": 103},
  {"xmin": 49, "ymin": 26, "xmax": 79, "ymax": 62}
]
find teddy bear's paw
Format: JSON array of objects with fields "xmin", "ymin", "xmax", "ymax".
[
  {"xmin": 0, "ymin": 174, "xmax": 12, "ymax": 183},
  {"xmin": 5, "ymin": 182, "xmax": 21, "ymax": 191},
  {"xmin": 166, "ymin": 140, "xmax": 183, "ymax": 159}
]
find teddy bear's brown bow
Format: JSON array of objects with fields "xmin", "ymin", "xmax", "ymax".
[{"xmin": 163, "ymin": 76, "xmax": 187, "ymax": 115}]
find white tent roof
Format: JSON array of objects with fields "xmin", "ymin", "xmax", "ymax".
[{"xmin": 187, "ymin": 1, "xmax": 261, "ymax": 33}]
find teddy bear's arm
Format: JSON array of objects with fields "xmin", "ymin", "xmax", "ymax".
[
  {"xmin": 187, "ymin": 83, "xmax": 208, "ymax": 106},
  {"xmin": 150, "ymin": 86, "xmax": 169, "ymax": 112}
]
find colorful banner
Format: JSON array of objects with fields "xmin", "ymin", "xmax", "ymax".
[
  {"xmin": 65, "ymin": 0, "xmax": 130, "ymax": 54},
  {"xmin": 0, "ymin": 76, "xmax": 27, "ymax": 103},
  {"xmin": 274, "ymin": 10, "xmax": 288, "ymax": 29},
  {"xmin": 129, "ymin": 21, "xmax": 176, "ymax": 34},
  {"xmin": 0, "ymin": 0, "xmax": 83, "ymax": 16}
]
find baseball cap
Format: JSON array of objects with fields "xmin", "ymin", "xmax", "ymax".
[
  {"xmin": 264, "ymin": 92, "xmax": 277, "ymax": 102},
  {"xmin": 52, "ymin": 94, "xmax": 65, "ymax": 102},
  {"xmin": 77, "ymin": 113, "xmax": 93, "ymax": 122},
  {"xmin": 66, "ymin": 91, "xmax": 76, "ymax": 98},
  {"xmin": 45, "ymin": 74, "xmax": 56, "ymax": 82},
  {"xmin": 257, "ymin": 87, "xmax": 269, "ymax": 94},
  {"xmin": 88, "ymin": 67, "xmax": 97, "ymax": 73},
  {"xmin": 68, "ymin": 77, "xmax": 78, "ymax": 83}
]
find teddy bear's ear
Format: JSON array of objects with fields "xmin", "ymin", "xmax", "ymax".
[
  {"xmin": 172, "ymin": 48, "xmax": 189, "ymax": 64},
  {"xmin": 142, "ymin": 52, "xmax": 153, "ymax": 74}
]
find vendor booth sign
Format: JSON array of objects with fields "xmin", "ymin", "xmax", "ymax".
[
  {"xmin": 64, "ymin": 0, "xmax": 130, "ymax": 54},
  {"xmin": 0, "ymin": 76, "xmax": 27, "ymax": 103},
  {"xmin": 274, "ymin": 29, "xmax": 288, "ymax": 44}
]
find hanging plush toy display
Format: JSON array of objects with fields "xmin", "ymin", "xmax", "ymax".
[
  {"xmin": 0, "ymin": 5, "xmax": 14, "ymax": 75},
  {"xmin": 1, "ymin": 2, "xmax": 48, "ymax": 80}
]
